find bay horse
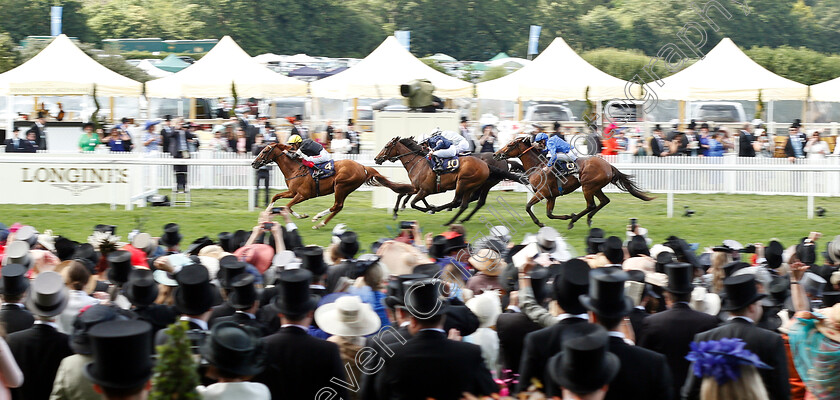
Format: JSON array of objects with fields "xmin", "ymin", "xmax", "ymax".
[
  {"xmin": 374, "ymin": 137, "xmax": 523, "ymax": 225},
  {"xmin": 494, "ymin": 137, "xmax": 653, "ymax": 229},
  {"xmin": 252, "ymin": 143, "xmax": 414, "ymax": 229}
]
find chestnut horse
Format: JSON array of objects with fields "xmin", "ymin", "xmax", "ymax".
[
  {"xmin": 252, "ymin": 143, "xmax": 414, "ymax": 229},
  {"xmin": 494, "ymin": 137, "xmax": 653, "ymax": 229}
]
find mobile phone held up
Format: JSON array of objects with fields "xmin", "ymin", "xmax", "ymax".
[
  {"xmin": 399, "ymin": 221, "xmax": 413, "ymax": 230},
  {"xmin": 263, "ymin": 222, "xmax": 274, "ymax": 230},
  {"xmin": 270, "ymin": 207, "xmax": 285, "ymax": 214}
]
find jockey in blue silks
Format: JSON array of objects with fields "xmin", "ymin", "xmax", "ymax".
[
  {"xmin": 534, "ymin": 132, "xmax": 577, "ymax": 189},
  {"xmin": 424, "ymin": 134, "xmax": 455, "ymax": 172}
]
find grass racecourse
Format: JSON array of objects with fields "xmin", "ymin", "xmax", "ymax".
[{"xmin": 3, "ymin": 190, "xmax": 840, "ymax": 260}]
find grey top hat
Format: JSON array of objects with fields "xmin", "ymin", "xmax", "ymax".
[
  {"xmin": 800, "ymin": 272, "xmax": 827, "ymax": 298},
  {"xmin": 3, "ymin": 241, "xmax": 32, "ymax": 269},
  {"xmin": 26, "ymin": 271, "xmax": 69, "ymax": 317},
  {"xmin": 537, "ymin": 227, "xmax": 559, "ymax": 252},
  {"xmin": 15, "ymin": 226, "xmax": 38, "ymax": 247}
]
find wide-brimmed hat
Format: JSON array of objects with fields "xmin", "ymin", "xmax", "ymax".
[
  {"xmin": 124, "ymin": 269, "xmax": 159, "ymax": 307},
  {"xmin": 3, "ymin": 241, "xmax": 32, "ymax": 269},
  {"xmin": 553, "ymin": 259, "xmax": 591, "ymax": 315},
  {"xmin": 722, "ymin": 261, "xmax": 749, "ymax": 278},
  {"xmin": 174, "ymin": 264, "xmax": 214, "ymax": 315},
  {"xmin": 54, "ymin": 236, "xmax": 79, "ymax": 261},
  {"xmin": 159, "ymin": 223, "xmax": 182, "ymax": 247},
  {"xmin": 465, "ymin": 291, "xmax": 502, "ymax": 328},
  {"xmin": 218, "ymin": 255, "xmax": 247, "ymax": 289},
  {"xmin": 580, "ymin": 268, "xmax": 633, "ymax": 318},
  {"xmin": 84, "ymin": 320, "xmax": 153, "ymax": 389},
  {"xmin": 297, "ymin": 246, "xmax": 327, "ymax": 276},
  {"xmin": 815, "ymin": 304, "xmax": 840, "ymax": 343},
  {"xmin": 200, "ymin": 321, "xmax": 266, "ymax": 377},
  {"xmin": 234, "ymin": 244, "xmax": 275, "ymax": 274},
  {"xmin": 443, "ymin": 233, "xmax": 468, "ymax": 254},
  {"xmin": 131, "ymin": 233, "xmax": 155, "ymax": 254},
  {"xmin": 106, "ymin": 250, "xmax": 133, "ymax": 285},
  {"xmin": 315, "ymin": 295, "xmax": 380, "ymax": 337},
  {"xmin": 548, "ymin": 325, "xmax": 620, "ymax": 394},
  {"xmin": 0, "ymin": 264, "xmax": 29, "ymax": 296},
  {"xmin": 468, "ymin": 248, "xmax": 503, "ymax": 276},
  {"xmin": 721, "ymin": 275, "xmax": 767, "ymax": 311},
  {"xmin": 229, "ymin": 274, "xmax": 258, "ymax": 309},
  {"xmin": 690, "ymin": 287, "xmax": 721, "ymax": 316},
  {"xmin": 70, "ymin": 304, "xmax": 130, "ymax": 355},
  {"xmin": 26, "ymin": 271, "xmax": 69, "ymax": 317},
  {"xmin": 274, "ymin": 269, "xmax": 319, "ymax": 315},
  {"xmin": 186, "ymin": 236, "xmax": 214, "ymax": 256},
  {"xmin": 766, "ymin": 240, "xmax": 785, "ymax": 269},
  {"xmin": 623, "ymin": 256, "xmax": 655, "ymax": 275},
  {"xmin": 338, "ymin": 232, "xmax": 360, "ymax": 259},
  {"xmin": 404, "ymin": 279, "xmax": 449, "ymax": 318},
  {"xmin": 664, "ymin": 263, "xmax": 694, "ymax": 294}
]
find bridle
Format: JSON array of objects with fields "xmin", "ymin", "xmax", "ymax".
[
  {"xmin": 255, "ymin": 143, "xmax": 309, "ymax": 181},
  {"xmin": 500, "ymin": 138, "xmax": 536, "ymax": 159},
  {"xmin": 380, "ymin": 139, "xmax": 427, "ymax": 177}
]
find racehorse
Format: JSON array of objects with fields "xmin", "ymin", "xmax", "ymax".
[
  {"xmin": 252, "ymin": 142, "xmax": 414, "ymax": 229},
  {"xmin": 374, "ymin": 137, "xmax": 523, "ymax": 225},
  {"xmin": 494, "ymin": 137, "xmax": 653, "ymax": 229}
]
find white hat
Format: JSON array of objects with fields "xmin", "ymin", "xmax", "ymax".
[
  {"xmin": 650, "ymin": 244, "xmax": 674, "ymax": 260},
  {"xmin": 625, "ymin": 281, "xmax": 645, "ymax": 307},
  {"xmin": 198, "ymin": 256, "xmax": 220, "ymax": 281},
  {"xmin": 314, "ymin": 295, "xmax": 380, "ymax": 337},
  {"xmin": 689, "ymin": 287, "xmax": 721, "ymax": 316},
  {"xmin": 490, "ymin": 226, "xmax": 511, "ymax": 243},
  {"xmin": 466, "ymin": 291, "xmax": 502, "ymax": 328},
  {"xmin": 37, "ymin": 230, "xmax": 55, "ymax": 252}
]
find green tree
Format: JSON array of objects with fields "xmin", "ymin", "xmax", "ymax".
[
  {"xmin": 0, "ymin": 0, "xmax": 93, "ymax": 42},
  {"xmin": 479, "ymin": 65, "xmax": 509, "ymax": 82},
  {"xmin": 150, "ymin": 322, "xmax": 200, "ymax": 400},
  {"xmin": 83, "ymin": 0, "xmax": 206, "ymax": 41},
  {"xmin": 0, "ymin": 32, "xmax": 17, "ymax": 73},
  {"xmin": 581, "ymin": 47, "xmax": 677, "ymax": 81}
]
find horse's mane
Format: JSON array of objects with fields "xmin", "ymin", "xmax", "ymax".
[{"xmin": 398, "ymin": 137, "xmax": 424, "ymax": 153}]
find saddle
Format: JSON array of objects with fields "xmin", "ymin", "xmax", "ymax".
[{"xmin": 553, "ymin": 159, "xmax": 580, "ymax": 177}]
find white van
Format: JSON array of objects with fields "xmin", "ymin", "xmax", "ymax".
[{"xmin": 689, "ymin": 102, "xmax": 747, "ymax": 123}]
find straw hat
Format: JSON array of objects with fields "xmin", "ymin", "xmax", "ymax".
[
  {"xmin": 314, "ymin": 295, "xmax": 380, "ymax": 337},
  {"xmin": 623, "ymin": 256, "xmax": 655, "ymax": 275},
  {"xmin": 816, "ymin": 304, "xmax": 840, "ymax": 343},
  {"xmin": 466, "ymin": 291, "xmax": 502, "ymax": 328},
  {"xmin": 468, "ymin": 248, "xmax": 503, "ymax": 277},
  {"xmin": 689, "ymin": 287, "xmax": 721, "ymax": 316}
]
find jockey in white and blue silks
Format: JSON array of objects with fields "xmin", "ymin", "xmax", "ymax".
[
  {"xmin": 534, "ymin": 132, "xmax": 577, "ymax": 170},
  {"xmin": 435, "ymin": 128, "xmax": 471, "ymax": 154},
  {"xmin": 424, "ymin": 134, "xmax": 456, "ymax": 172}
]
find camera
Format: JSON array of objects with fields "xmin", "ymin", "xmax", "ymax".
[
  {"xmin": 270, "ymin": 206, "xmax": 285, "ymax": 214},
  {"xmin": 399, "ymin": 221, "xmax": 414, "ymax": 230},
  {"xmin": 629, "ymin": 218, "xmax": 637, "ymax": 231},
  {"xmin": 262, "ymin": 222, "xmax": 274, "ymax": 230}
]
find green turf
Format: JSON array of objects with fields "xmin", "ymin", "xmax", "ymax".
[{"xmin": 2, "ymin": 190, "xmax": 839, "ymax": 257}]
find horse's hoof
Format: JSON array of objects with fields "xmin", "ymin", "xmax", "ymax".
[
  {"xmin": 298, "ymin": 214, "xmax": 309, "ymax": 219},
  {"xmin": 427, "ymin": 210, "xmax": 435, "ymax": 215},
  {"xmin": 312, "ymin": 223, "xmax": 325, "ymax": 230},
  {"xmin": 587, "ymin": 219, "xmax": 593, "ymax": 227},
  {"xmin": 392, "ymin": 214, "xmax": 398, "ymax": 220},
  {"xmin": 311, "ymin": 217, "xmax": 319, "ymax": 222},
  {"xmin": 537, "ymin": 223, "xmax": 545, "ymax": 228},
  {"xmin": 567, "ymin": 222, "xmax": 575, "ymax": 230}
]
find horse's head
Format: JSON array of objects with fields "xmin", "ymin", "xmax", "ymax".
[
  {"xmin": 375, "ymin": 136, "xmax": 401, "ymax": 165},
  {"xmin": 252, "ymin": 142, "xmax": 288, "ymax": 169},
  {"xmin": 494, "ymin": 137, "xmax": 532, "ymax": 160}
]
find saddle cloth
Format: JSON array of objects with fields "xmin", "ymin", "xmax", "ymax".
[
  {"xmin": 552, "ymin": 159, "xmax": 579, "ymax": 177},
  {"xmin": 312, "ymin": 160, "xmax": 336, "ymax": 178},
  {"xmin": 429, "ymin": 156, "xmax": 460, "ymax": 174}
]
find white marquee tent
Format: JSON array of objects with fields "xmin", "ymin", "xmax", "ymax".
[
  {"xmin": 136, "ymin": 59, "xmax": 173, "ymax": 78},
  {"xmin": 146, "ymin": 36, "xmax": 308, "ymax": 98},
  {"xmin": 655, "ymin": 38, "xmax": 808, "ymax": 101},
  {"xmin": 311, "ymin": 36, "xmax": 473, "ymax": 99},
  {"xmin": 477, "ymin": 37, "xmax": 631, "ymax": 101},
  {"xmin": 0, "ymin": 34, "xmax": 142, "ymax": 96},
  {"xmin": 810, "ymin": 76, "xmax": 840, "ymax": 102}
]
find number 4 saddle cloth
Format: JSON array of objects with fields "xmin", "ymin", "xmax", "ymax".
[{"xmin": 312, "ymin": 160, "xmax": 336, "ymax": 178}]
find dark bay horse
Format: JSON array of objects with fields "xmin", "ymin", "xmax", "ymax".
[
  {"xmin": 252, "ymin": 143, "xmax": 414, "ymax": 229},
  {"xmin": 494, "ymin": 137, "xmax": 654, "ymax": 229},
  {"xmin": 374, "ymin": 137, "xmax": 523, "ymax": 225}
]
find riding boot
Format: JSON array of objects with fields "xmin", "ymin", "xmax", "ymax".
[{"xmin": 432, "ymin": 159, "xmax": 444, "ymax": 173}]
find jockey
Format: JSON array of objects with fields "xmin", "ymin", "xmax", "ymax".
[
  {"xmin": 431, "ymin": 128, "xmax": 471, "ymax": 154},
  {"xmin": 423, "ymin": 133, "xmax": 456, "ymax": 172},
  {"xmin": 287, "ymin": 134, "xmax": 332, "ymax": 178},
  {"xmin": 534, "ymin": 131, "xmax": 577, "ymax": 172}
]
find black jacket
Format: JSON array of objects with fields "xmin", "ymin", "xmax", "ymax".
[
  {"xmin": 651, "ymin": 136, "xmax": 668, "ymax": 157},
  {"xmin": 360, "ymin": 324, "xmax": 412, "ymax": 400},
  {"xmin": 640, "ymin": 303, "xmax": 719, "ymax": 396},
  {"xmin": 680, "ymin": 318, "xmax": 789, "ymax": 400},
  {"xmin": 8, "ymin": 324, "xmax": 73, "ymax": 400},
  {"xmin": 517, "ymin": 317, "xmax": 588, "ymax": 393},
  {"xmin": 0, "ymin": 304, "xmax": 34, "ymax": 334},
  {"xmin": 739, "ymin": 130, "xmax": 756, "ymax": 157},
  {"xmin": 213, "ymin": 311, "xmax": 269, "ymax": 336},
  {"xmin": 165, "ymin": 129, "xmax": 195, "ymax": 157},
  {"xmin": 784, "ymin": 133, "xmax": 806, "ymax": 158},
  {"xmin": 496, "ymin": 310, "xmax": 541, "ymax": 375},
  {"xmin": 628, "ymin": 307, "xmax": 649, "ymax": 340},
  {"xmin": 375, "ymin": 329, "xmax": 496, "ymax": 400},
  {"xmin": 207, "ymin": 302, "xmax": 235, "ymax": 327},
  {"xmin": 255, "ymin": 326, "xmax": 347, "ymax": 400},
  {"xmin": 133, "ymin": 304, "xmax": 177, "ymax": 337},
  {"xmin": 26, "ymin": 124, "xmax": 46, "ymax": 150},
  {"xmin": 606, "ymin": 335, "xmax": 674, "ymax": 400},
  {"xmin": 4, "ymin": 138, "xmax": 35, "ymax": 153}
]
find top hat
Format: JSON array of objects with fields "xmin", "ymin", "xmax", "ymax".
[
  {"xmin": 294, "ymin": 114, "xmax": 303, "ymax": 122},
  {"xmin": 384, "ymin": 274, "xmax": 426, "ymax": 309},
  {"xmin": 84, "ymin": 320, "xmax": 153, "ymax": 389},
  {"xmin": 218, "ymin": 255, "xmax": 247, "ymax": 289},
  {"xmin": 537, "ymin": 227, "xmax": 559, "ymax": 252},
  {"xmin": 54, "ymin": 237, "xmax": 78, "ymax": 262},
  {"xmin": 796, "ymin": 241, "xmax": 817, "ymax": 265},
  {"xmin": 229, "ymin": 274, "xmax": 257, "ymax": 309},
  {"xmin": 106, "ymin": 250, "xmax": 133, "ymax": 285},
  {"xmin": 70, "ymin": 304, "xmax": 130, "ymax": 355},
  {"xmin": 460, "ymin": 116, "xmax": 468, "ymax": 123},
  {"xmin": 159, "ymin": 223, "xmax": 182, "ymax": 247},
  {"xmin": 124, "ymin": 269, "xmax": 159, "ymax": 307},
  {"xmin": 404, "ymin": 279, "xmax": 449, "ymax": 318},
  {"xmin": 722, "ymin": 261, "xmax": 749, "ymax": 278},
  {"xmin": 315, "ymin": 295, "xmax": 381, "ymax": 337},
  {"xmin": 298, "ymin": 246, "xmax": 327, "ymax": 276},
  {"xmin": 218, "ymin": 232, "xmax": 234, "ymax": 252},
  {"xmin": 823, "ymin": 292, "xmax": 840, "ymax": 308},
  {"xmin": 627, "ymin": 235, "xmax": 649, "ymax": 257},
  {"xmin": 443, "ymin": 234, "xmax": 468, "ymax": 254},
  {"xmin": 413, "ymin": 263, "xmax": 441, "ymax": 278},
  {"xmin": 687, "ymin": 120, "xmax": 697, "ymax": 130},
  {"xmin": 665, "ymin": 263, "xmax": 694, "ymax": 294},
  {"xmin": 0, "ymin": 264, "xmax": 29, "ymax": 296},
  {"xmin": 15, "ymin": 226, "xmax": 38, "ymax": 247},
  {"xmin": 721, "ymin": 275, "xmax": 767, "ymax": 311},
  {"xmin": 27, "ymin": 271, "xmax": 69, "ymax": 317},
  {"xmin": 800, "ymin": 272, "xmax": 827, "ymax": 298},
  {"xmin": 186, "ymin": 236, "xmax": 214, "ymax": 256},
  {"xmin": 552, "ymin": 259, "xmax": 591, "ymax": 315},
  {"xmin": 654, "ymin": 123, "xmax": 663, "ymax": 131},
  {"xmin": 791, "ymin": 119, "xmax": 802, "ymax": 129},
  {"xmin": 430, "ymin": 235, "xmax": 448, "ymax": 259},
  {"xmin": 655, "ymin": 252, "xmax": 675, "ymax": 274},
  {"xmin": 274, "ymin": 269, "xmax": 319, "ymax": 315},
  {"xmin": 338, "ymin": 232, "xmax": 360, "ymax": 259},
  {"xmin": 347, "ymin": 119, "xmax": 355, "ymax": 126},
  {"xmin": 200, "ymin": 322, "xmax": 266, "ymax": 377},
  {"xmin": 547, "ymin": 324, "xmax": 620, "ymax": 395},
  {"xmin": 530, "ymin": 266, "xmax": 552, "ymax": 305},
  {"xmin": 586, "ymin": 228, "xmax": 606, "ymax": 254},
  {"xmin": 580, "ymin": 268, "xmax": 633, "ymax": 318},
  {"xmin": 3, "ymin": 241, "xmax": 32, "ymax": 269},
  {"xmin": 602, "ymin": 236, "xmax": 624, "ymax": 265},
  {"xmin": 767, "ymin": 276, "xmax": 790, "ymax": 307},
  {"xmin": 765, "ymin": 240, "xmax": 784, "ymax": 269},
  {"xmin": 468, "ymin": 248, "xmax": 503, "ymax": 277},
  {"xmin": 174, "ymin": 264, "xmax": 214, "ymax": 315},
  {"xmin": 73, "ymin": 243, "xmax": 99, "ymax": 273},
  {"xmin": 699, "ymin": 123, "xmax": 710, "ymax": 130}
]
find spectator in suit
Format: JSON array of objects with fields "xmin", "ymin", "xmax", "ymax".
[
  {"xmin": 681, "ymin": 275, "xmax": 790, "ymax": 400},
  {"xmin": 785, "ymin": 120, "xmax": 807, "ymax": 161},
  {"xmin": 207, "ymin": 255, "xmax": 247, "ymax": 326},
  {"xmin": 739, "ymin": 123, "xmax": 757, "ymax": 157},
  {"xmin": 545, "ymin": 324, "xmax": 620, "ymax": 400},
  {"xmin": 255, "ymin": 269, "xmax": 348, "ymax": 399},
  {"xmin": 346, "ymin": 119, "xmax": 360, "ymax": 154},
  {"xmin": 640, "ymin": 263, "xmax": 719, "ymax": 396},
  {"xmin": 7, "ymin": 272, "xmax": 74, "ymax": 400},
  {"xmin": 496, "ymin": 280, "xmax": 541, "ymax": 377},
  {"xmin": 0, "ymin": 264, "xmax": 33, "ymax": 335},
  {"xmin": 84, "ymin": 320, "xmax": 154, "ymax": 400},
  {"xmin": 251, "ymin": 135, "xmax": 271, "ymax": 207},
  {"xmin": 197, "ymin": 322, "xmax": 270, "ymax": 400},
  {"xmin": 4, "ymin": 128, "xmax": 33, "ymax": 153},
  {"xmin": 27, "ymin": 112, "xmax": 47, "ymax": 151},
  {"xmin": 22, "ymin": 131, "xmax": 38, "ymax": 153},
  {"xmin": 165, "ymin": 118, "xmax": 196, "ymax": 193},
  {"xmin": 651, "ymin": 125, "xmax": 670, "ymax": 157},
  {"xmin": 124, "ymin": 269, "xmax": 176, "ymax": 338},
  {"xmin": 581, "ymin": 268, "xmax": 674, "ymax": 400},
  {"xmin": 154, "ymin": 263, "xmax": 215, "ymax": 353},
  {"xmin": 212, "ymin": 274, "xmax": 269, "ymax": 336}
]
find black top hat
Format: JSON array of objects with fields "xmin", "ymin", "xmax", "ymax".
[
  {"xmin": 218, "ymin": 232, "xmax": 234, "ymax": 252},
  {"xmin": 627, "ymin": 235, "xmax": 649, "ymax": 257},
  {"xmin": 0, "ymin": 264, "xmax": 29, "ymax": 296},
  {"xmin": 159, "ymin": 223, "xmax": 182, "ymax": 247},
  {"xmin": 70, "ymin": 304, "xmax": 130, "ymax": 355},
  {"xmin": 106, "ymin": 250, "xmax": 133, "ymax": 285},
  {"xmin": 687, "ymin": 120, "xmax": 697, "ymax": 130},
  {"xmin": 384, "ymin": 274, "xmax": 426, "ymax": 309},
  {"xmin": 665, "ymin": 263, "xmax": 694, "ymax": 294},
  {"xmin": 796, "ymin": 241, "xmax": 816, "ymax": 265},
  {"xmin": 295, "ymin": 114, "xmax": 303, "ymax": 122},
  {"xmin": 218, "ymin": 255, "xmax": 247, "ymax": 289},
  {"xmin": 229, "ymin": 274, "xmax": 257, "ymax": 309},
  {"xmin": 298, "ymin": 246, "xmax": 327, "ymax": 276},
  {"xmin": 791, "ymin": 119, "xmax": 802, "ymax": 129},
  {"xmin": 586, "ymin": 228, "xmax": 605, "ymax": 255},
  {"xmin": 553, "ymin": 121, "xmax": 562, "ymax": 130},
  {"xmin": 654, "ymin": 124, "xmax": 663, "ymax": 131},
  {"xmin": 723, "ymin": 261, "xmax": 749, "ymax": 278},
  {"xmin": 823, "ymin": 291, "xmax": 840, "ymax": 308},
  {"xmin": 699, "ymin": 123, "xmax": 710, "ymax": 130},
  {"xmin": 655, "ymin": 252, "xmax": 675, "ymax": 274},
  {"xmin": 54, "ymin": 236, "xmax": 79, "ymax": 261},
  {"xmin": 93, "ymin": 225, "xmax": 116, "ymax": 235},
  {"xmin": 548, "ymin": 324, "xmax": 620, "ymax": 395},
  {"xmin": 602, "ymin": 236, "xmax": 624, "ymax": 265},
  {"xmin": 580, "ymin": 268, "xmax": 633, "ymax": 319},
  {"xmin": 768, "ymin": 276, "xmax": 790, "ymax": 307},
  {"xmin": 27, "ymin": 271, "xmax": 69, "ymax": 317},
  {"xmin": 444, "ymin": 235, "xmax": 468, "ymax": 254},
  {"xmin": 404, "ymin": 279, "xmax": 449, "ymax": 318},
  {"xmin": 625, "ymin": 269, "xmax": 645, "ymax": 284},
  {"xmin": 412, "ymin": 263, "xmax": 441, "ymax": 278},
  {"xmin": 230, "ymin": 230, "xmax": 249, "ymax": 252},
  {"xmin": 553, "ymin": 259, "xmax": 591, "ymax": 315},
  {"xmin": 338, "ymin": 232, "xmax": 360, "ymax": 259},
  {"xmin": 765, "ymin": 241, "xmax": 784, "ymax": 269},
  {"xmin": 721, "ymin": 275, "xmax": 767, "ymax": 311},
  {"xmin": 430, "ymin": 235, "xmax": 448, "ymax": 259},
  {"xmin": 350, "ymin": 254, "xmax": 381, "ymax": 279},
  {"xmin": 124, "ymin": 269, "xmax": 159, "ymax": 307},
  {"xmin": 174, "ymin": 264, "xmax": 214, "ymax": 315},
  {"xmin": 73, "ymin": 243, "xmax": 99, "ymax": 274},
  {"xmin": 274, "ymin": 269, "xmax": 319, "ymax": 315},
  {"xmin": 186, "ymin": 236, "xmax": 214, "ymax": 255},
  {"xmin": 201, "ymin": 322, "xmax": 266, "ymax": 377},
  {"xmin": 461, "ymin": 116, "xmax": 468, "ymax": 123},
  {"xmin": 85, "ymin": 320, "xmax": 153, "ymax": 389}
]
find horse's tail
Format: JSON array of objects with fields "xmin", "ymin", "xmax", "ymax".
[
  {"xmin": 610, "ymin": 165, "xmax": 655, "ymax": 201},
  {"xmin": 364, "ymin": 166, "xmax": 415, "ymax": 193},
  {"xmin": 488, "ymin": 164, "xmax": 529, "ymax": 185},
  {"xmin": 506, "ymin": 159, "xmax": 525, "ymax": 174}
]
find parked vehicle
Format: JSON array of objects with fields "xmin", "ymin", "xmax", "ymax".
[
  {"xmin": 523, "ymin": 103, "xmax": 576, "ymax": 122},
  {"xmin": 689, "ymin": 101, "xmax": 747, "ymax": 123}
]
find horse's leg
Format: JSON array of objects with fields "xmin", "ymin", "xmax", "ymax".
[
  {"xmin": 285, "ymin": 193, "xmax": 309, "ymax": 219},
  {"xmin": 443, "ymin": 192, "xmax": 474, "ymax": 226},
  {"xmin": 314, "ymin": 184, "xmax": 353, "ymax": 229},
  {"xmin": 525, "ymin": 194, "xmax": 544, "ymax": 227},
  {"xmin": 269, "ymin": 191, "xmax": 294, "ymax": 208},
  {"xmin": 401, "ymin": 193, "xmax": 412, "ymax": 210},
  {"xmin": 410, "ymin": 190, "xmax": 432, "ymax": 213},
  {"xmin": 459, "ymin": 186, "xmax": 491, "ymax": 223},
  {"xmin": 546, "ymin": 196, "xmax": 571, "ymax": 220},
  {"xmin": 567, "ymin": 186, "xmax": 597, "ymax": 230},
  {"xmin": 392, "ymin": 193, "xmax": 406, "ymax": 220},
  {"xmin": 585, "ymin": 189, "xmax": 611, "ymax": 227}
]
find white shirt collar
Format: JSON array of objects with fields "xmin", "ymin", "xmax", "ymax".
[
  {"xmin": 608, "ymin": 331, "xmax": 625, "ymax": 339},
  {"xmin": 281, "ymin": 324, "xmax": 309, "ymax": 332},
  {"xmin": 419, "ymin": 328, "xmax": 445, "ymax": 334},
  {"xmin": 507, "ymin": 305, "xmax": 522, "ymax": 313},
  {"xmin": 399, "ymin": 321, "xmax": 410, "ymax": 328},
  {"xmin": 235, "ymin": 311, "xmax": 256, "ymax": 320},
  {"xmin": 728, "ymin": 315, "xmax": 755, "ymax": 324},
  {"xmin": 634, "ymin": 305, "xmax": 645, "ymax": 311},
  {"xmin": 180, "ymin": 316, "xmax": 209, "ymax": 330},
  {"xmin": 10, "ymin": 303, "xmax": 25, "ymax": 309},
  {"xmin": 557, "ymin": 313, "xmax": 589, "ymax": 321},
  {"xmin": 34, "ymin": 320, "xmax": 58, "ymax": 329}
]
